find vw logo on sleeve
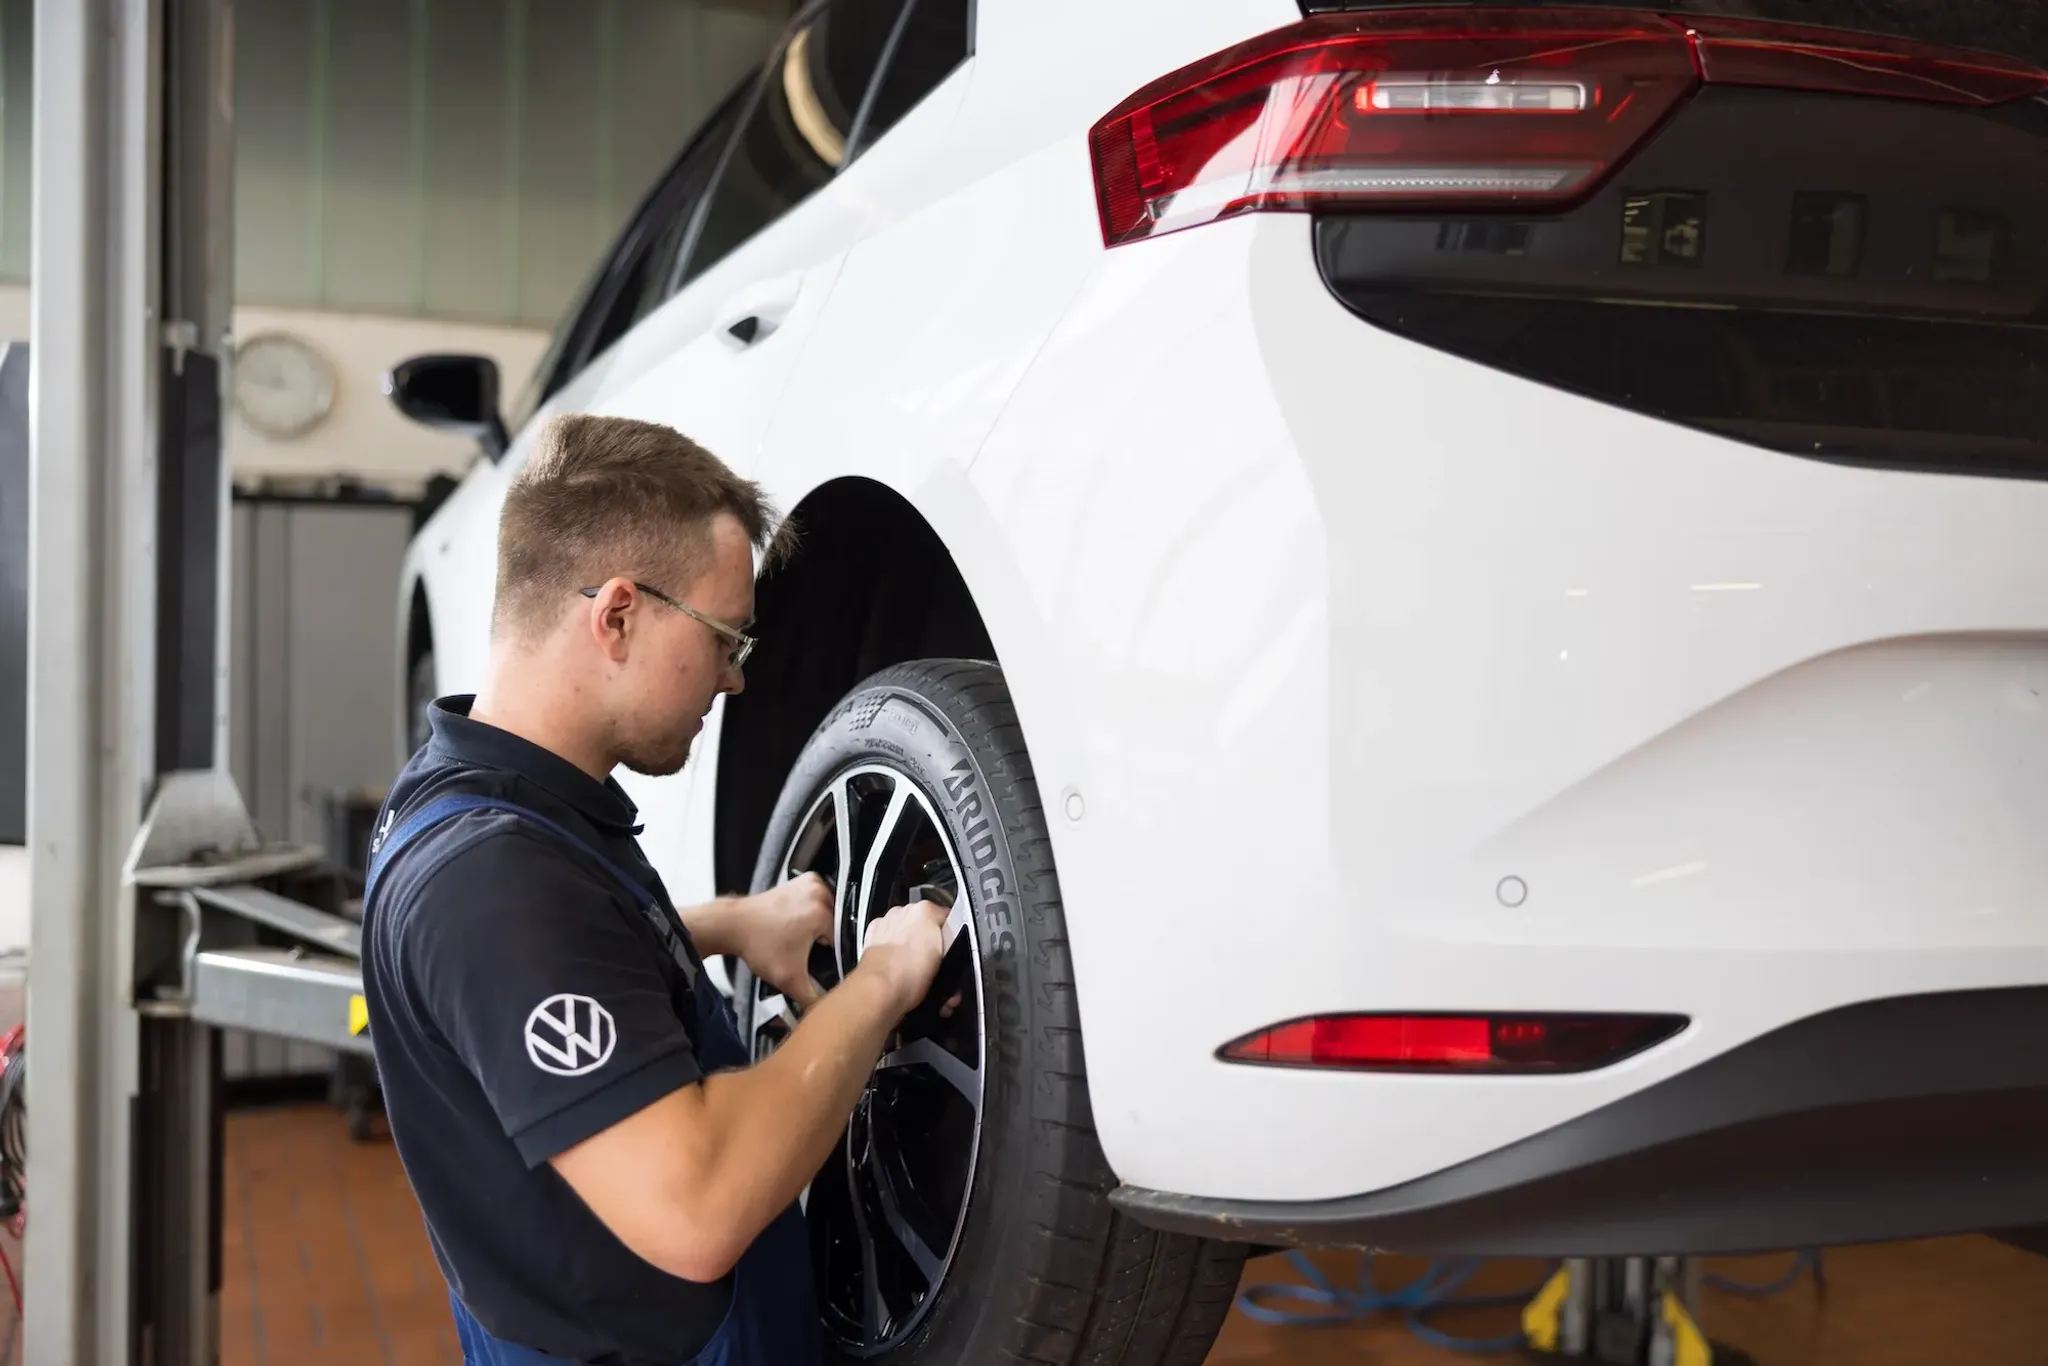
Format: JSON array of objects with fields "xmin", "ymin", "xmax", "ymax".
[{"xmin": 524, "ymin": 993, "xmax": 618, "ymax": 1076}]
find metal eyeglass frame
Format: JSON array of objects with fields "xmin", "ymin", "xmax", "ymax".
[{"xmin": 580, "ymin": 582, "xmax": 756, "ymax": 670}]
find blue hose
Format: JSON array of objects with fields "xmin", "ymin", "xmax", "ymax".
[
  {"xmin": 1234, "ymin": 1249, "xmax": 1554, "ymax": 1354},
  {"xmin": 1706, "ymin": 1249, "xmax": 1825, "ymax": 1299},
  {"xmin": 1236, "ymin": 1247, "xmax": 1824, "ymax": 1354}
]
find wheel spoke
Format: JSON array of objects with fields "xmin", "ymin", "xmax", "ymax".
[
  {"xmin": 830, "ymin": 776, "xmax": 858, "ymax": 978},
  {"xmin": 755, "ymin": 988, "xmax": 796, "ymax": 1036},
  {"xmin": 853, "ymin": 779, "xmax": 914, "ymax": 962},
  {"xmin": 845, "ymin": 1126, "xmax": 890, "ymax": 1339},
  {"xmin": 872, "ymin": 1149, "xmax": 944, "ymax": 1286},
  {"xmin": 829, "ymin": 782, "xmax": 855, "ymax": 967},
  {"xmin": 944, "ymin": 892, "xmax": 972, "ymax": 952},
  {"xmin": 877, "ymin": 1038, "xmax": 980, "ymax": 1110}
]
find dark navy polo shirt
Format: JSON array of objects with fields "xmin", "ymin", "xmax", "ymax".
[{"xmin": 360, "ymin": 695, "xmax": 733, "ymax": 1364}]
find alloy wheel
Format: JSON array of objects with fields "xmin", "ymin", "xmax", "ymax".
[{"xmin": 743, "ymin": 762, "xmax": 986, "ymax": 1356}]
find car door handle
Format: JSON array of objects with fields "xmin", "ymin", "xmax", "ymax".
[{"xmin": 717, "ymin": 273, "xmax": 804, "ymax": 350}]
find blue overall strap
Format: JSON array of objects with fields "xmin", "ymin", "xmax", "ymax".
[{"xmin": 366, "ymin": 792, "xmax": 698, "ymax": 989}]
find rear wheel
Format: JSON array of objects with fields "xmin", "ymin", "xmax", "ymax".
[{"xmin": 736, "ymin": 659, "xmax": 1246, "ymax": 1365}]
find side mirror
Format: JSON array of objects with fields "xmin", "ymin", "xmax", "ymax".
[{"xmin": 384, "ymin": 354, "xmax": 510, "ymax": 461}]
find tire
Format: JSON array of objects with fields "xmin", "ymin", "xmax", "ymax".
[{"xmin": 737, "ymin": 659, "xmax": 1246, "ymax": 1366}]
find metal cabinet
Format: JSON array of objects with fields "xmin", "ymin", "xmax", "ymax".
[{"xmin": 223, "ymin": 486, "xmax": 415, "ymax": 1082}]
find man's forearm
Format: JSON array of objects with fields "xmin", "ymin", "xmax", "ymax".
[
  {"xmin": 678, "ymin": 959, "xmax": 908, "ymax": 1262},
  {"xmin": 678, "ymin": 895, "xmax": 745, "ymax": 958}
]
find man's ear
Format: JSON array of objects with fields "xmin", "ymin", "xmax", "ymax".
[{"xmin": 586, "ymin": 578, "xmax": 637, "ymax": 661}]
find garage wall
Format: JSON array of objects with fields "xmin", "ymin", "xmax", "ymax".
[
  {"xmin": 0, "ymin": 1, "xmax": 797, "ymax": 490},
  {"xmin": 225, "ymin": 303, "xmax": 549, "ymax": 488},
  {"xmin": 0, "ymin": 0, "xmax": 790, "ymax": 330},
  {"xmin": 0, "ymin": 0, "xmax": 793, "ymax": 493},
  {"xmin": 228, "ymin": 0, "xmax": 788, "ymax": 328},
  {"xmin": 0, "ymin": 848, "xmax": 21, "ymax": 953},
  {"xmin": 0, "ymin": 285, "xmax": 545, "ymax": 490}
]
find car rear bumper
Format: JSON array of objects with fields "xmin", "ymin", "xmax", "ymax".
[
  {"xmin": 962, "ymin": 194, "xmax": 2048, "ymax": 1223},
  {"xmin": 1109, "ymin": 985, "xmax": 2048, "ymax": 1257}
]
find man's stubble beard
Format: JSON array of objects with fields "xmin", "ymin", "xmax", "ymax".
[
  {"xmin": 621, "ymin": 732, "xmax": 695, "ymax": 779},
  {"xmin": 622, "ymin": 750, "xmax": 689, "ymax": 779}
]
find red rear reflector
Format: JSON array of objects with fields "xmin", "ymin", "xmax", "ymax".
[
  {"xmin": 1089, "ymin": 9, "xmax": 2048, "ymax": 246},
  {"xmin": 1681, "ymin": 16, "xmax": 2048, "ymax": 107},
  {"xmin": 1217, "ymin": 1013, "xmax": 1686, "ymax": 1073}
]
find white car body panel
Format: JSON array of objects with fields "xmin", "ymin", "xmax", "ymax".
[
  {"xmin": 591, "ymin": 248, "xmax": 845, "ymax": 910},
  {"xmin": 395, "ymin": 0, "xmax": 2048, "ymax": 1226},
  {"xmin": 968, "ymin": 207, "xmax": 2048, "ymax": 1200}
]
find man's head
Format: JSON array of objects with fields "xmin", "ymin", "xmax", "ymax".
[{"xmin": 490, "ymin": 413, "xmax": 790, "ymax": 778}]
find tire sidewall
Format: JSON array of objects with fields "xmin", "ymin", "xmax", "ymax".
[{"xmin": 744, "ymin": 664, "xmax": 1056, "ymax": 1363}]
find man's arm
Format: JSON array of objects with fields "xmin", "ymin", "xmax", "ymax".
[
  {"xmin": 678, "ymin": 873, "xmax": 833, "ymax": 1007},
  {"xmin": 548, "ymin": 896, "xmax": 948, "ymax": 1283},
  {"xmin": 676, "ymin": 893, "xmax": 745, "ymax": 957}
]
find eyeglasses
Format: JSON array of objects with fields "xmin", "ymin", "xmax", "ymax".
[{"xmin": 580, "ymin": 582, "xmax": 756, "ymax": 671}]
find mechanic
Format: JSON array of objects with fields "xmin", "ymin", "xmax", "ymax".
[{"xmin": 360, "ymin": 412, "xmax": 951, "ymax": 1366}]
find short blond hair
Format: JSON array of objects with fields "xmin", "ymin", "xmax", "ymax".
[{"xmin": 493, "ymin": 413, "xmax": 790, "ymax": 638}]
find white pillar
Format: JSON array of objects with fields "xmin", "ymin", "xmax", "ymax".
[{"xmin": 26, "ymin": 1, "xmax": 165, "ymax": 1361}]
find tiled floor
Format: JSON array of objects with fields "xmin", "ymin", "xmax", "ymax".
[
  {"xmin": 223, "ymin": 1102, "xmax": 459, "ymax": 1366},
  {"xmin": 220, "ymin": 1099, "xmax": 2048, "ymax": 1366},
  {"xmin": 1205, "ymin": 1238, "xmax": 2048, "ymax": 1365}
]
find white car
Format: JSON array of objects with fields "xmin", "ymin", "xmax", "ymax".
[{"xmin": 387, "ymin": 0, "xmax": 2048, "ymax": 1361}]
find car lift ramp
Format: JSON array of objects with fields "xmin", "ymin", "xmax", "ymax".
[{"xmin": 131, "ymin": 771, "xmax": 374, "ymax": 1065}]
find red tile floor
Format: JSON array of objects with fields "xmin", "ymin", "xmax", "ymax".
[
  {"xmin": 223, "ymin": 1102, "xmax": 459, "ymax": 1366},
  {"xmin": 216, "ymin": 1099, "xmax": 2048, "ymax": 1366}
]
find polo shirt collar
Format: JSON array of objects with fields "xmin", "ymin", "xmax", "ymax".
[{"xmin": 427, "ymin": 695, "xmax": 642, "ymax": 833}]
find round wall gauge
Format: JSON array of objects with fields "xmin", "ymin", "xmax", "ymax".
[{"xmin": 232, "ymin": 331, "xmax": 336, "ymax": 438}]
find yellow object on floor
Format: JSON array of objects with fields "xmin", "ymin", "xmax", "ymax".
[
  {"xmin": 1521, "ymin": 1265, "xmax": 1571, "ymax": 1352},
  {"xmin": 1661, "ymin": 1289, "xmax": 1712, "ymax": 1366}
]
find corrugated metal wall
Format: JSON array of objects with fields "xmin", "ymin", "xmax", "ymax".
[{"xmin": 0, "ymin": 0, "xmax": 789, "ymax": 327}]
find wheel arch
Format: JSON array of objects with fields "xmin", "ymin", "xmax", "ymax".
[
  {"xmin": 401, "ymin": 574, "xmax": 434, "ymax": 760},
  {"xmin": 406, "ymin": 577, "xmax": 433, "ymax": 671},
  {"xmin": 713, "ymin": 475, "xmax": 1000, "ymax": 893}
]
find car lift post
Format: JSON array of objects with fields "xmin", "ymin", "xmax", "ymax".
[
  {"xmin": 1520, "ymin": 1256, "xmax": 1754, "ymax": 1366},
  {"xmin": 26, "ymin": 1, "xmax": 189, "ymax": 1359},
  {"xmin": 20, "ymin": 4, "xmax": 379, "ymax": 1365}
]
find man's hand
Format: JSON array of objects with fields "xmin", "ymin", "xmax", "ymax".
[
  {"xmin": 857, "ymin": 897, "xmax": 951, "ymax": 1015},
  {"xmin": 718, "ymin": 872, "xmax": 835, "ymax": 1009}
]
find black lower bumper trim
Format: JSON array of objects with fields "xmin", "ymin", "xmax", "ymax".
[{"xmin": 1114, "ymin": 985, "xmax": 2048, "ymax": 1257}]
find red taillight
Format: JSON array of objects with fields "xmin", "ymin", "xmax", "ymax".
[
  {"xmin": 1088, "ymin": 9, "xmax": 2048, "ymax": 246},
  {"xmin": 1088, "ymin": 9, "xmax": 1698, "ymax": 245},
  {"xmin": 1217, "ymin": 1012, "xmax": 1686, "ymax": 1073},
  {"xmin": 1681, "ymin": 16, "xmax": 2048, "ymax": 107}
]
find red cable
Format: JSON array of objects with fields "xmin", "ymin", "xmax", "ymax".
[
  {"xmin": 0, "ymin": 1023, "xmax": 22, "ymax": 1318},
  {"xmin": 0, "ymin": 1237, "xmax": 18, "ymax": 1317}
]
